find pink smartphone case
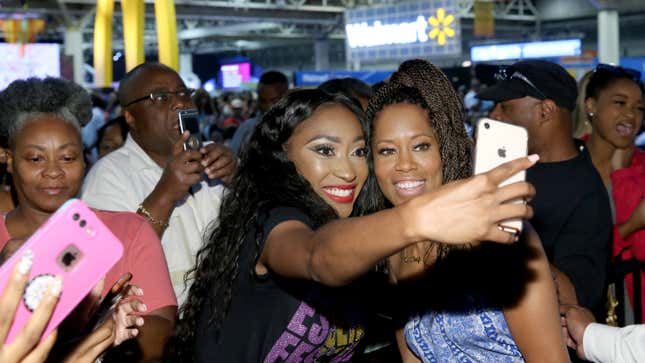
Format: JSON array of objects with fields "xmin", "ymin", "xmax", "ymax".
[{"xmin": 0, "ymin": 199, "xmax": 123, "ymax": 344}]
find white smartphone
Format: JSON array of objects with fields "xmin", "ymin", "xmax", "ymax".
[{"xmin": 474, "ymin": 118, "xmax": 529, "ymax": 235}]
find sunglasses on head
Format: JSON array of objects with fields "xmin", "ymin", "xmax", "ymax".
[
  {"xmin": 595, "ymin": 64, "xmax": 642, "ymax": 83},
  {"xmin": 494, "ymin": 66, "xmax": 547, "ymax": 100}
]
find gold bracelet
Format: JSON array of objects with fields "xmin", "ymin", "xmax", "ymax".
[{"xmin": 136, "ymin": 204, "xmax": 169, "ymax": 228}]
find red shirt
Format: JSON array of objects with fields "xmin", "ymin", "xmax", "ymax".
[
  {"xmin": 0, "ymin": 210, "xmax": 176, "ymax": 313},
  {"xmin": 581, "ymin": 135, "xmax": 645, "ymax": 320},
  {"xmin": 610, "ymin": 148, "xmax": 645, "ymax": 322}
]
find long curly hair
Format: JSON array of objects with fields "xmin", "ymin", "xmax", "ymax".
[
  {"xmin": 364, "ymin": 59, "xmax": 473, "ymax": 257},
  {"xmin": 166, "ymin": 89, "xmax": 371, "ymax": 362}
]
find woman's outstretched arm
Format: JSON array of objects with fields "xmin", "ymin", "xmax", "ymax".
[{"xmin": 259, "ymin": 155, "xmax": 538, "ymax": 286}]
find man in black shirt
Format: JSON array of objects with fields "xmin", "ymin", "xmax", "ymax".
[{"xmin": 478, "ymin": 60, "xmax": 612, "ymax": 317}]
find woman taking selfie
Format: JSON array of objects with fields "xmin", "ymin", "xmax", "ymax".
[
  {"xmin": 366, "ymin": 59, "xmax": 568, "ymax": 362},
  {"xmin": 0, "ymin": 77, "xmax": 176, "ymax": 361},
  {"xmin": 168, "ymin": 88, "xmax": 538, "ymax": 362}
]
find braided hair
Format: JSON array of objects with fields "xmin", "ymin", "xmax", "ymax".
[
  {"xmin": 364, "ymin": 59, "xmax": 473, "ymax": 257},
  {"xmin": 389, "ymin": 59, "xmax": 472, "ymax": 183},
  {"xmin": 365, "ymin": 59, "xmax": 472, "ymax": 193},
  {"xmin": 165, "ymin": 89, "xmax": 370, "ymax": 362}
]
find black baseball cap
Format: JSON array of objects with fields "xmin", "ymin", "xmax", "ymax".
[{"xmin": 477, "ymin": 60, "xmax": 578, "ymax": 111}]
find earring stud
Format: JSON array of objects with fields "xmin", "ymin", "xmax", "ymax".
[{"xmin": 588, "ymin": 112, "xmax": 594, "ymax": 118}]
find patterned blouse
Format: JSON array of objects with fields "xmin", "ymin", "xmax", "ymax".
[{"xmin": 404, "ymin": 304, "xmax": 524, "ymax": 363}]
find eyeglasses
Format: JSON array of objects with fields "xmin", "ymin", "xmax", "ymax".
[
  {"xmin": 594, "ymin": 64, "xmax": 642, "ymax": 83},
  {"xmin": 123, "ymin": 88, "xmax": 196, "ymax": 108},
  {"xmin": 494, "ymin": 67, "xmax": 547, "ymax": 100}
]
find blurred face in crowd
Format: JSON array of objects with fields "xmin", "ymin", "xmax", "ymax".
[
  {"xmin": 7, "ymin": 115, "xmax": 84, "ymax": 214},
  {"xmin": 258, "ymin": 82, "xmax": 289, "ymax": 114},
  {"xmin": 98, "ymin": 123, "xmax": 126, "ymax": 158},
  {"xmin": 489, "ymin": 96, "xmax": 543, "ymax": 154},
  {"xmin": 121, "ymin": 66, "xmax": 196, "ymax": 160},
  {"xmin": 285, "ymin": 104, "xmax": 368, "ymax": 218},
  {"xmin": 372, "ymin": 102, "xmax": 443, "ymax": 206},
  {"xmin": 586, "ymin": 78, "xmax": 644, "ymax": 149}
]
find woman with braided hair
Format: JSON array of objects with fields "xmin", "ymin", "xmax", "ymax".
[
  {"xmin": 366, "ymin": 59, "xmax": 569, "ymax": 362},
  {"xmin": 165, "ymin": 87, "xmax": 539, "ymax": 362}
]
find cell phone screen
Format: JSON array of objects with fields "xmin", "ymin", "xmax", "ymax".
[
  {"xmin": 179, "ymin": 110, "xmax": 200, "ymax": 134},
  {"xmin": 178, "ymin": 110, "xmax": 202, "ymax": 150}
]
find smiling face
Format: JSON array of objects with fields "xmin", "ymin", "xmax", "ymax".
[
  {"xmin": 587, "ymin": 78, "xmax": 644, "ymax": 149},
  {"xmin": 7, "ymin": 115, "xmax": 85, "ymax": 214},
  {"xmin": 372, "ymin": 102, "xmax": 443, "ymax": 206},
  {"xmin": 285, "ymin": 103, "xmax": 368, "ymax": 218}
]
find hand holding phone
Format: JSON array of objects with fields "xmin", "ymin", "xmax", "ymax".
[
  {"xmin": 84, "ymin": 273, "xmax": 133, "ymax": 334},
  {"xmin": 474, "ymin": 118, "xmax": 529, "ymax": 235},
  {"xmin": 178, "ymin": 109, "xmax": 202, "ymax": 151},
  {"xmin": 0, "ymin": 199, "xmax": 123, "ymax": 344},
  {"xmin": 83, "ymin": 272, "xmax": 145, "ymax": 350},
  {"xmin": 0, "ymin": 250, "xmax": 60, "ymax": 362}
]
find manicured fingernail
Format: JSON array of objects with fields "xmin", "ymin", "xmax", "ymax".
[
  {"xmin": 50, "ymin": 277, "xmax": 63, "ymax": 297},
  {"xmin": 18, "ymin": 250, "xmax": 33, "ymax": 275},
  {"xmin": 140, "ymin": 304, "xmax": 147, "ymax": 312},
  {"xmin": 137, "ymin": 317, "xmax": 144, "ymax": 326},
  {"xmin": 132, "ymin": 329, "xmax": 139, "ymax": 337},
  {"xmin": 528, "ymin": 154, "xmax": 540, "ymax": 163}
]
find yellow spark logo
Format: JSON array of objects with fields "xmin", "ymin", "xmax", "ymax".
[{"xmin": 428, "ymin": 7, "xmax": 455, "ymax": 46}]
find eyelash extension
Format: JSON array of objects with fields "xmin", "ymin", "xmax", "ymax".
[
  {"xmin": 311, "ymin": 144, "xmax": 335, "ymax": 156},
  {"xmin": 353, "ymin": 147, "xmax": 369, "ymax": 157}
]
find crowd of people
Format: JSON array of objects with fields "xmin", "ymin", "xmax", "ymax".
[{"xmin": 0, "ymin": 57, "xmax": 643, "ymax": 363}]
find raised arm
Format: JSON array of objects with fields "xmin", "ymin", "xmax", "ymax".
[
  {"xmin": 138, "ymin": 133, "xmax": 205, "ymax": 237},
  {"xmin": 259, "ymin": 155, "xmax": 538, "ymax": 287}
]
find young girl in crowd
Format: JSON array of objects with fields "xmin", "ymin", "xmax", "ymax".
[
  {"xmin": 0, "ymin": 77, "xmax": 177, "ymax": 361},
  {"xmin": 583, "ymin": 64, "xmax": 645, "ymax": 322},
  {"xmin": 367, "ymin": 59, "xmax": 568, "ymax": 362},
  {"xmin": 96, "ymin": 116, "xmax": 129, "ymax": 159},
  {"xmin": 168, "ymin": 88, "xmax": 538, "ymax": 362}
]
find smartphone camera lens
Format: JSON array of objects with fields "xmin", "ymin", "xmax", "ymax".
[
  {"xmin": 73, "ymin": 213, "xmax": 80, "ymax": 221},
  {"xmin": 79, "ymin": 220, "xmax": 87, "ymax": 228},
  {"xmin": 484, "ymin": 122, "xmax": 490, "ymax": 129},
  {"xmin": 62, "ymin": 251, "xmax": 77, "ymax": 267}
]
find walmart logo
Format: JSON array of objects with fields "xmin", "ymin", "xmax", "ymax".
[
  {"xmin": 428, "ymin": 8, "xmax": 456, "ymax": 46},
  {"xmin": 345, "ymin": 7, "xmax": 457, "ymax": 48}
]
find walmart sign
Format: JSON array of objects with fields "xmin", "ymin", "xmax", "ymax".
[{"xmin": 345, "ymin": 0, "xmax": 461, "ymax": 63}]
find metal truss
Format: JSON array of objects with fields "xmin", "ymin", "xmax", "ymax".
[
  {"xmin": 457, "ymin": 0, "xmax": 538, "ymax": 21},
  {"xmin": 50, "ymin": 0, "xmax": 363, "ymax": 13},
  {"xmin": 1, "ymin": 0, "xmax": 539, "ymax": 57}
]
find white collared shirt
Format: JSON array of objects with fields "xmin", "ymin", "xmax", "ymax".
[
  {"xmin": 81, "ymin": 135, "xmax": 225, "ymax": 305},
  {"xmin": 584, "ymin": 323, "xmax": 645, "ymax": 363}
]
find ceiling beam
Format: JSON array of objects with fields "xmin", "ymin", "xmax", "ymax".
[{"xmin": 178, "ymin": 22, "xmax": 282, "ymax": 40}]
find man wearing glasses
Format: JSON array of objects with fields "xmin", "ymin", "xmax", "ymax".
[
  {"xmin": 81, "ymin": 63, "xmax": 236, "ymax": 306},
  {"xmin": 479, "ymin": 60, "xmax": 612, "ymax": 325}
]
